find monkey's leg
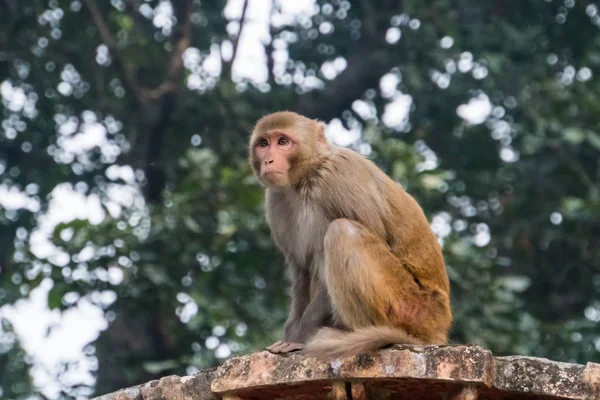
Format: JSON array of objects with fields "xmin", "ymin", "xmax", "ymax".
[{"xmin": 322, "ymin": 218, "xmax": 448, "ymax": 340}]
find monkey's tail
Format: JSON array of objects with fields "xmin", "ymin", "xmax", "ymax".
[{"xmin": 303, "ymin": 326, "xmax": 424, "ymax": 360}]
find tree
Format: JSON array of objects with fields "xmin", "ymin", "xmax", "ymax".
[{"xmin": 0, "ymin": 0, "xmax": 598, "ymax": 396}]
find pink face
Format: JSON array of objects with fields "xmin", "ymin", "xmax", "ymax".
[{"xmin": 253, "ymin": 130, "xmax": 296, "ymax": 187}]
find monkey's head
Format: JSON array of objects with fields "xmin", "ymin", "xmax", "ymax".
[{"xmin": 249, "ymin": 111, "xmax": 329, "ymax": 188}]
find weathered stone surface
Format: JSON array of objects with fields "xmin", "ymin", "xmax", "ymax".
[
  {"xmin": 210, "ymin": 344, "xmax": 494, "ymax": 394},
  {"xmin": 149, "ymin": 369, "xmax": 218, "ymax": 400},
  {"xmin": 93, "ymin": 386, "xmax": 143, "ymax": 400},
  {"xmin": 494, "ymin": 356, "xmax": 600, "ymax": 400},
  {"xmin": 93, "ymin": 369, "xmax": 218, "ymax": 400},
  {"xmin": 92, "ymin": 345, "xmax": 600, "ymax": 400}
]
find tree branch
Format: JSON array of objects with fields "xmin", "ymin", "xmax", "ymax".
[
  {"xmin": 295, "ymin": 0, "xmax": 401, "ymax": 122},
  {"xmin": 551, "ymin": 145, "xmax": 598, "ymax": 191},
  {"xmin": 81, "ymin": 0, "xmax": 145, "ymax": 104},
  {"xmin": 265, "ymin": 2, "xmax": 276, "ymax": 85},
  {"xmin": 143, "ymin": 0, "xmax": 194, "ymax": 203},
  {"xmin": 150, "ymin": 0, "xmax": 193, "ymax": 98},
  {"xmin": 81, "ymin": 0, "xmax": 193, "ymax": 203},
  {"xmin": 122, "ymin": 0, "xmax": 157, "ymax": 40},
  {"xmin": 296, "ymin": 46, "xmax": 393, "ymax": 121},
  {"xmin": 223, "ymin": 0, "xmax": 249, "ymax": 79}
]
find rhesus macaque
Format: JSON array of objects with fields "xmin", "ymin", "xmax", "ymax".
[{"xmin": 248, "ymin": 111, "xmax": 452, "ymax": 360}]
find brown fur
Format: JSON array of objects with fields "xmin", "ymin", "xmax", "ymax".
[
  {"xmin": 304, "ymin": 326, "xmax": 424, "ymax": 360},
  {"xmin": 249, "ymin": 111, "xmax": 452, "ymax": 360}
]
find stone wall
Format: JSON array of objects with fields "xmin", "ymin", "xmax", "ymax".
[{"xmin": 93, "ymin": 345, "xmax": 600, "ymax": 400}]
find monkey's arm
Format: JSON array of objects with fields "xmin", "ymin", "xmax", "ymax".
[
  {"xmin": 267, "ymin": 264, "xmax": 311, "ymax": 354},
  {"xmin": 284, "ymin": 266, "xmax": 311, "ymax": 332},
  {"xmin": 288, "ymin": 284, "xmax": 331, "ymax": 341},
  {"xmin": 268, "ymin": 283, "xmax": 332, "ymax": 354}
]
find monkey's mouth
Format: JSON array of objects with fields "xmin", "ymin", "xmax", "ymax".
[
  {"xmin": 262, "ymin": 171, "xmax": 284, "ymax": 177},
  {"xmin": 261, "ymin": 171, "xmax": 286, "ymax": 186}
]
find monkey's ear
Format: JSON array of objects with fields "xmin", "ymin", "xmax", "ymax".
[{"xmin": 316, "ymin": 121, "xmax": 328, "ymax": 143}]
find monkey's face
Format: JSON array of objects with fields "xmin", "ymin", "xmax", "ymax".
[{"xmin": 251, "ymin": 130, "xmax": 295, "ymax": 187}]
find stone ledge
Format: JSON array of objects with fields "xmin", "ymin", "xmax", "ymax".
[{"xmin": 93, "ymin": 345, "xmax": 600, "ymax": 400}]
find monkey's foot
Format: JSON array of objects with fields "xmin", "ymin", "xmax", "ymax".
[{"xmin": 266, "ymin": 341, "xmax": 305, "ymax": 354}]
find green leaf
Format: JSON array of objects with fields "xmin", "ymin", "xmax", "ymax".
[
  {"xmin": 421, "ymin": 174, "xmax": 444, "ymax": 190},
  {"xmin": 586, "ymin": 132, "xmax": 600, "ymax": 150},
  {"xmin": 562, "ymin": 197, "xmax": 585, "ymax": 212},
  {"xmin": 47, "ymin": 284, "xmax": 65, "ymax": 310},
  {"xmin": 142, "ymin": 360, "xmax": 179, "ymax": 374},
  {"xmin": 498, "ymin": 276, "xmax": 531, "ymax": 292},
  {"xmin": 184, "ymin": 216, "xmax": 202, "ymax": 233},
  {"xmin": 563, "ymin": 128, "xmax": 585, "ymax": 144}
]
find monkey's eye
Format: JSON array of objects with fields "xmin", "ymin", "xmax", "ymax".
[
  {"xmin": 258, "ymin": 139, "xmax": 268, "ymax": 147},
  {"xmin": 277, "ymin": 137, "xmax": 289, "ymax": 145}
]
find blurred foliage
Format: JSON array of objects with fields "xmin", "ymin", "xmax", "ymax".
[
  {"xmin": 0, "ymin": 318, "xmax": 35, "ymax": 399},
  {"xmin": 0, "ymin": 0, "xmax": 599, "ymax": 398}
]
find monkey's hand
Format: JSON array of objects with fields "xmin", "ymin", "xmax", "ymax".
[
  {"xmin": 266, "ymin": 341, "xmax": 305, "ymax": 354},
  {"xmin": 267, "ymin": 317, "xmax": 307, "ymax": 353}
]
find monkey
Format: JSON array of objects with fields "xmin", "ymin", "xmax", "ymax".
[{"xmin": 248, "ymin": 111, "xmax": 452, "ymax": 360}]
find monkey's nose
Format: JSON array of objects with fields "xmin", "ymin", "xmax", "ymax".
[{"xmin": 265, "ymin": 160, "xmax": 274, "ymax": 164}]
